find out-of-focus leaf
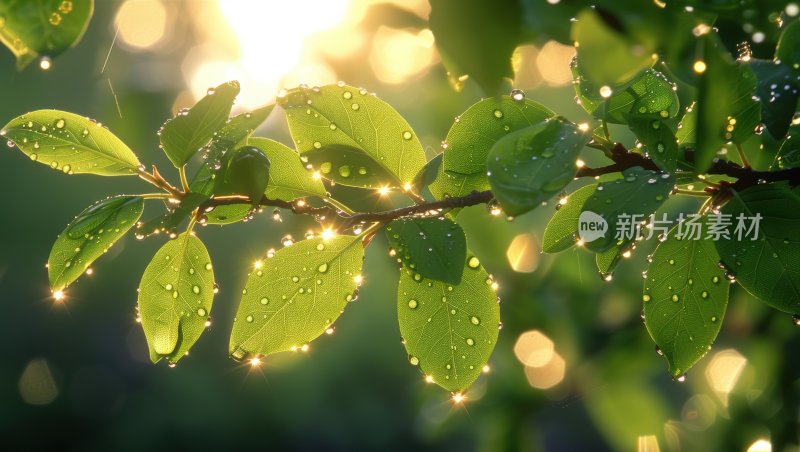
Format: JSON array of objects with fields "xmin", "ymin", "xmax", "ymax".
[
  {"xmin": 397, "ymin": 254, "xmax": 500, "ymax": 392},
  {"xmin": 429, "ymin": 0, "xmax": 522, "ymax": 94},
  {"xmin": 2, "ymin": 110, "xmax": 140, "ymax": 176},
  {"xmin": 0, "ymin": 0, "xmax": 93, "ymax": 69},
  {"xmin": 385, "ymin": 217, "xmax": 467, "ymax": 284},
  {"xmin": 138, "ymin": 233, "xmax": 215, "ymax": 364},
  {"xmin": 695, "ymin": 35, "xmax": 760, "ymax": 172},
  {"xmin": 214, "ymin": 146, "xmax": 271, "ymax": 204},
  {"xmin": 776, "ymin": 19, "xmax": 800, "ymax": 71},
  {"xmin": 48, "ymin": 196, "xmax": 143, "ymax": 291},
  {"xmin": 571, "ymin": 7, "xmax": 656, "ymax": 87},
  {"xmin": 280, "ymin": 84, "xmax": 426, "ymax": 189},
  {"xmin": 715, "ymin": 184, "xmax": 800, "ymax": 313},
  {"xmin": 644, "ymin": 225, "xmax": 729, "ymax": 378},
  {"xmin": 487, "ymin": 117, "xmax": 590, "ymax": 216},
  {"xmin": 229, "ymin": 235, "xmax": 364, "ymax": 359},
  {"xmin": 160, "ymin": 81, "xmax": 240, "ymax": 168}
]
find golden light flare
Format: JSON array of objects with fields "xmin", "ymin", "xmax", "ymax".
[
  {"xmin": 637, "ymin": 435, "xmax": 660, "ymax": 452},
  {"xmin": 513, "ymin": 330, "xmax": 554, "ymax": 367},
  {"xmin": 535, "ymin": 40, "xmax": 576, "ymax": 85},
  {"xmin": 705, "ymin": 348, "xmax": 747, "ymax": 406},
  {"xmin": 505, "ymin": 233, "xmax": 540, "ymax": 273},
  {"xmin": 524, "ymin": 353, "xmax": 566, "ymax": 389},
  {"xmin": 52, "ymin": 290, "xmax": 65, "ymax": 302},
  {"xmin": 747, "ymin": 439, "xmax": 772, "ymax": 452},
  {"xmin": 116, "ymin": 0, "xmax": 169, "ymax": 50},
  {"xmin": 369, "ymin": 26, "xmax": 439, "ymax": 84}
]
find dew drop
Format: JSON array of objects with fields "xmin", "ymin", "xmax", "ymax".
[
  {"xmin": 467, "ymin": 256, "xmax": 480, "ymax": 268},
  {"xmin": 493, "ymin": 109, "xmax": 504, "ymax": 119},
  {"xmin": 408, "ymin": 299, "xmax": 418, "ymax": 309}
]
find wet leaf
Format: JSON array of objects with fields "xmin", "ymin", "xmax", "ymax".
[
  {"xmin": 137, "ymin": 233, "xmax": 215, "ymax": 364},
  {"xmin": 542, "ymin": 183, "xmax": 597, "ymax": 253},
  {"xmin": 385, "ymin": 217, "xmax": 467, "ymax": 284},
  {"xmin": 715, "ymin": 184, "xmax": 800, "ymax": 313},
  {"xmin": 644, "ymin": 225, "xmax": 729, "ymax": 378},
  {"xmin": 625, "ymin": 114, "xmax": 679, "ymax": 172},
  {"xmin": 487, "ymin": 117, "xmax": 590, "ymax": 216},
  {"xmin": 0, "ymin": 0, "xmax": 93, "ymax": 69},
  {"xmin": 280, "ymin": 84, "xmax": 426, "ymax": 188},
  {"xmin": 572, "ymin": 64, "xmax": 679, "ymax": 124},
  {"xmin": 581, "ymin": 167, "xmax": 673, "ymax": 253},
  {"xmin": 214, "ymin": 146, "xmax": 271, "ymax": 204},
  {"xmin": 160, "ymin": 81, "xmax": 240, "ymax": 168},
  {"xmin": 48, "ymin": 196, "xmax": 143, "ymax": 291},
  {"xmin": 229, "ymin": 235, "xmax": 365, "ymax": 359},
  {"xmin": 250, "ymin": 137, "xmax": 326, "ymax": 201},
  {"xmin": 397, "ymin": 254, "xmax": 500, "ymax": 392},
  {"xmin": 2, "ymin": 109, "xmax": 140, "ymax": 176},
  {"xmin": 749, "ymin": 59, "xmax": 798, "ymax": 140}
]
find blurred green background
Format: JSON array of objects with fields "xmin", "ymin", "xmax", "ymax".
[{"xmin": 0, "ymin": 1, "xmax": 798, "ymax": 450}]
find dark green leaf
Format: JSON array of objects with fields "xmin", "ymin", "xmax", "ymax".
[
  {"xmin": 542, "ymin": 184, "xmax": 597, "ymax": 253},
  {"xmin": 397, "ymin": 254, "xmax": 500, "ymax": 392},
  {"xmin": 749, "ymin": 59, "xmax": 798, "ymax": 140},
  {"xmin": 137, "ymin": 233, "xmax": 215, "ymax": 364},
  {"xmin": 596, "ymin": 245, "xmax": 623, "ymax": 279},
  {"xmin": 571, "ymin": 8, "xmax": 656, "ymax": 87},
  {"xmin": 775, "ymin": 124, "xmax": 800, "ymax": 169},
  {"xmin": 644, "ymin": 225, "xmax": 729, "ymax": 378},
  {"xmin": 413, "ymin": 153, "xmax": 442, "ymax": 194},
  {"xmin": 214, "ymin": 146, "xmax": 271, "ymax": 204},
  {"xmin": 0, "ymin": 0, "xmax": 93, "ymax": 69},
  {"xmin": 229, "ymin": 235, "xmax": 365, "ymax": 359},
  {"xmin": 715, "ymin": 184, "xmax": 800, "ymax": 313},
  {"xmin": 280, "ymin": 84, "xmax": 426, "ymax": 188},
  {"xmin": 581, "ymin": 167, "xmax": 673, "ymax": 253},
  {"xmin": 385, "ymin": 217, "xmax": 467, "ymax": 284},
  {"xmin": 2, "ymin": 110, "xmax": 141, "ymax": 176},
  {"xmin": 572, "ymin": 64, "xmax": 679, "ymax": 124},
  {"xmin": 429, "ymin": 0, "xmax": 522, "ymax": 94},
  {"xmin": 676, "ymin": 103, "xmax": 697, "ymax": 146},
  {"xmin": 776, "ymin": 19, "xmax": 800, "ymax": 72},
  {"xmin": 48, "ymin": 196, "xmax": 143, "ymax": 291},
  {"xmin": 487, "ymin": 117, "xmax": 590, "ymax": 216},
  {"xmin": 695, "ymin": 35, "xmax": 760, "ymax": 172},
  {"xmin": 625, "ymin": 114, "xmax": 679, "ymax": 172},
  {"xmin": 160, "ymin": 81, "xmax": 240, "ymax": 168}
]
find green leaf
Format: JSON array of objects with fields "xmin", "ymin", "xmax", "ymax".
[
  {"xmin": 249, "ymin": 137, "xmax": 326, "ymax": 201},
  {"xmin": 214, "ymin": 146, "xmax": 271, "ymax": 204},
  {"xmin": 385, "ymin": 217, "xmax": 467, "ymax": 285},
  {"xmin": 644, "ymin": 226, "xmax": 729, "ymax": 378},
  {"xmin": 48, "ymin": 196, "xmax": 143, "ymax": 291},
  {"xmin": 135, "ymin": 193, "xmax": 208, "ymax": 238},
  {"xmin": 775, "ymin": 124, "xmax": 800, "ymax": 169},
  {"xmin": 776, "ymin": 19, "xmax": 800, "ymax": 72},
  {"xmin": 2, "ymin": 110, "xmax": 140, "ymax": 176},
  {"xmin": 397, "ymin": 254, "xmax": 500, "ymax": 392},
  {"xmin": 160, "ymin": 81, "xmax": 240, "ymax": 168},
  {"xmin": 625, "ymin": 114, "xmax": 679, "ymax": 172},
  {"xmin": 695, "ymin": 35, "xmax": 760, "ymax": 172},
  {"xmin": 571, "ymin": 64, "xmax": 679, "ymax": 124},
  {"xmin": 137, "ymin": 232, "xmax": 215, "ymax": 364},
  {"xmin": 428, "ymin": 164, "xmax": 490, "ymax": 208},
  {"xmin": 581, "ymin": 167, "xmax": 674, "ymax": 253},
  {"xmin": 487, "ymin": 117, "xmax": 590, "ymax": 216},
  {"xmin": 443, "ymin": 94, "xmax": 555, "ymax": 175},
  {"xmin": 428, "ymin": 0, "xmax": 522, "ymax": 94},
  {"xmin": 279, "ymin": 84, "xmax": 426, "ymax": 188},
  {"xmin": 675, "ymin": 103, "xmax": 697, "ymax": 146},
  {"xmin": 413, "ymin": 153, "xmax": 442, "ymax": 194},
  {"xmin": 596, "ymin": 245, "xmax": 623, "ymax": 279},
  {"xmin": 571, "ymin": 8, "xmax": 656, "ymax": 87},
  {"xmin": 542, "ymin": 184, "xmax": 597, "ymax": 253},
  {"xmin": 0, "ymin": 0, "xmax": 93, "ymax": 69},
  {"xmin": 715, "ymin": 184, "xmax": 800, "ymax": 313},
  {"xmin": 229, "ymin": 235, "xmax": 365, "ymax": 359},
  {"xmin": 749, "ymin": 59, "xmax": 798, "ymax": 140}
]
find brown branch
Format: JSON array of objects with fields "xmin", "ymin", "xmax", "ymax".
[{"xmin": 192, "ymin": 142, "xmax": 800, "ymax": 231}]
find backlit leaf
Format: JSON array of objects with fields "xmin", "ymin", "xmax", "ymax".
[{"xmin": 385, "ymin": 217, "xmax": 467, "ymax": 284}]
